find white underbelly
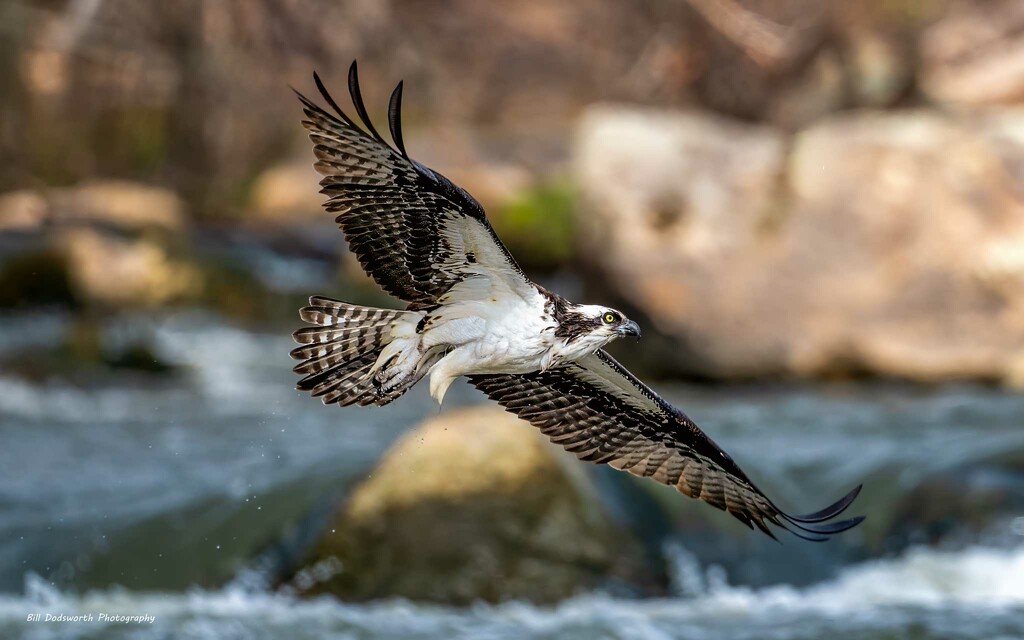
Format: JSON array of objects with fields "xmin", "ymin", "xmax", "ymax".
[
  {"xmin": 423, "ymin": 293, "xmax": 555, "ymax": 377},
  {"xmin": 470, "ymin": 335, "xmax": 549, "ymax": 373}
]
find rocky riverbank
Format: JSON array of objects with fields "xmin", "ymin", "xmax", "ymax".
[{"xmin": 574, "ymin": 106, "xmax": 1024, "ymax": 386}]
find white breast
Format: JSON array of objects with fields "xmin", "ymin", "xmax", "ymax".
[
  {"xmin": 424, "ymin": 279, "xmax": 555, "ymax": 375},
  {"xmin": 548, "ymin": 331, "xmax": 611, "ymax": 366}
]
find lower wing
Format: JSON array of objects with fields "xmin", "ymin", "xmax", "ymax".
[{"xmin": 470, "ymin": 350, "xmax": 864, "ymax": 541}]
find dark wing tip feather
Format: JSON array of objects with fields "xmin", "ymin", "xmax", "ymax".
[
  {"xmin": 388, "ymin": 80, "xmax": 409, "ymax": 159},
  {"xmin": 784, "ymin": 484, "xmax": 863, "ymax": 524},
  {"xmin": 311, "ymin": 70, "xmax": 358, "ymax": 129},
  {"xmin": 784, "ymin": 515, "xmax": 866, "ymax": 536},
  {"xmin": 347, "ymin": 60, "xmax": 386, "ymax": 145},
  {"xmin": 292, "ymin": 86, "xmax": 327, "ymax": 123},
  {"xmin": 772, "ymin": 485, "xmax": 866, "ymax": 542}
]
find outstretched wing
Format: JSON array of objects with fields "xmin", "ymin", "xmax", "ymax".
[
  {"xmin": 470, "ymin": 351, "xmax": 864, "ymax": 540},
  {"xmin": 295, "ymin": 62, "xmax": 533, "ymax": 309}
]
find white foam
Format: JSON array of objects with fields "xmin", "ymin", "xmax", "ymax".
[
  {"xmin": 2, "ymin": 544, "xmax": 1022, "ymax": 639},
  {"xmin": 802, "ymin": 544, "xmax": 1024, "ymax": 608},
  {"xmin": 675, "ymin": 541, "xmax": 1024, "ymax": 609}
]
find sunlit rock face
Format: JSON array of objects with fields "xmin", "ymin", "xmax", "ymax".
[
  {"xmin": 0, "ymin": 181, "xmax": 202, "ymax": 310},
  {"xmin": 920, "ymin": 0, "xmax": 1024, "ymax": 108},
  {"xmin": 575, "ymin": 105, "xmax": 1024, "ymax": 385},
  {"xmin": 286, "ymin": 406, "xmax": 662, "ymax": 605},
  {"xmin": 248, "ymin": 160, "xmax": 326, "ymax": 225},
  {"xmin": 55, "ymin": 227, "xmax": 203, "ymax": 309},
  {"xmin": 0, "ymin": 180, "xmax": 185, "ymax": 233}
]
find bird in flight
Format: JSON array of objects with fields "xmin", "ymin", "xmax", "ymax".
[{"xmin": 290, "ymin": 62, "xmax": 864, "ymax": 541}]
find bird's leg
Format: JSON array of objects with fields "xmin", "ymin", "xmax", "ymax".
[
  {"xmin": 426, "ymin": 348, "xmax": 464, "ymax": 406},
  {"xmin": 428, "ymin": 371, "xmax": 457, "ymax": 406}
]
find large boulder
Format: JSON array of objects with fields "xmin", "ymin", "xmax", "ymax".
[
  {"xmin": 575, "ymin": 105, "xmax": 1024, "ymax": 384},
  {"xmin": 0, "ymin": 181, "xmax": 202, "ymax": 310},
  {"xmin": 50, "ymin": 180, "xmax": 186, "ymax": 231},
  {"xmin": 574, "ymin": 105, "xmax": 789, "ymax": 378},
  {"xmin": 0, "ymin": 191, "xmax": 48, "ymax": 232},
  {"xmin": 0, "ymin": 181, "xmax": 185, "ymax": 234},
  {"xmin": 56, "ymin": 228, "xmax": 202, "ymax": 309},
  {"xmin": 287, "ymin": 406, "xmax": 661, "ymax": 604}
]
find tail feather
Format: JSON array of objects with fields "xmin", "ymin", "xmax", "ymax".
[
  {"xmin": 296, "ymin": 358, "xmax": 368, "ymax": 396},
  {"xmin": 291, "ymin": 296, "xmax": 422, "ymax": 407},
  {"xmin": 298, "ymin": 296, "xmax": 405, "ymax": 328},
  {"xmin": 289, "ymin": 334, "xmax": 373, "ymax": 360},
  {"xmin": 306, "ymin": 353, "xmax": 375, "ymax": 396},
  {"xmin": 291, "ymin": 325, "xmax": 389, "ymax": 376},
  {"xmin": 321, "ymin": 357, "xmax": 407, "ymax": 407}
]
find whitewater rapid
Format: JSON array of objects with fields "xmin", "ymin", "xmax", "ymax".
[
  {"xmin": 2, "ymin": 544, "xmax": 1022, "ymax": 640},
  {"xmin": 3, "ymin": 312, "xmax": 1023, "ymax": 639}
]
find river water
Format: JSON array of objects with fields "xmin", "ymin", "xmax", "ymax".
[{"xmin": 1, "ymin": 312, "xmax": 1022, "ymax": 640}]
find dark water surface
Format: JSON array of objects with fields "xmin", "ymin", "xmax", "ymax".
[{"xmin": 1, "ymin": 313, "xmax": 1022, "ymax": 640}]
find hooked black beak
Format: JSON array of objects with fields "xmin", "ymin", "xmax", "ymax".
[{"xmin": 617, "ymin": 320, "xmax": 642, "ymax": 339}]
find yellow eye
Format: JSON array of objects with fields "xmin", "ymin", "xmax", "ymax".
[{"xmin": 603, "ymin": 313, "xmax": 617, "ymax": 324}]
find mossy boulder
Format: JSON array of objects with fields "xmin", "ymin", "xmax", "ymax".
[
  {"xmin": 289, "ymin": 406, "xmax": 661, "ymax": 605},
  {"xmin": 491, "ymin": 182, "xmax": 576, "ymax": 271}
]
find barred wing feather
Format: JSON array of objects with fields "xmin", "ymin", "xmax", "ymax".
[
  {"xmin": 471, "ymin": 351, "xmax": 863, "ymax": 540},
  {"xmin": 295, "ymin": 62, "xmax": 533, "ymax": 308}
]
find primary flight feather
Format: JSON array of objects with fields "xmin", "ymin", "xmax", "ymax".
[{"xmin": 290, "ymin": 61, "xmax": 864, "ymax": 541}]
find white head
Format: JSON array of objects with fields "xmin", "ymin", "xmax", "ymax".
[{"xmin": 554, "ymin": 303, "xmax": 642, "ymax": 356}]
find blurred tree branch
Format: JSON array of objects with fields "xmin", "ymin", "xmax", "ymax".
[{"xmin": 683, "ymin": 0, "xmax": 828, "ymax": 69}]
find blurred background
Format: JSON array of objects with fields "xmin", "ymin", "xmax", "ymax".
[{"xmin": 2, "ymin": 1, "xmax": 1024, "ymax": 638}]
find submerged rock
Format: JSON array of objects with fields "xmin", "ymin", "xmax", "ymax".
[
  {"xmin": 880, "ymin": 459, "xmax": 1024, "ymax": 551},
  {"xmin": 575, "ymin": 105, "xmax": 1024, "ymax": 384},
  {"xmin": 0, "ymin": 248, "xmax": 76, "ymax": 309},
  {"xmin": 288, "ymin": 406, "xmax": 661, "ymax": 605},
  {"xmin": 0, "ymin": 317, "xmax": 177, "ymax": 382}
]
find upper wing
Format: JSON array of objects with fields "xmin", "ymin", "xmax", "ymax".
[
  {"xmin": 295, "ymin": 62, "xmax": 533, "ymax": 308},
  {"xmin": 470, "ymin": 350, "xmax": 864, "ymax": 541}
]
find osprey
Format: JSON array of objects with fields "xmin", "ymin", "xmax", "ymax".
[{"xmin": 290, "ymin": 62, "xmax": 864, "ymax": 541}]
